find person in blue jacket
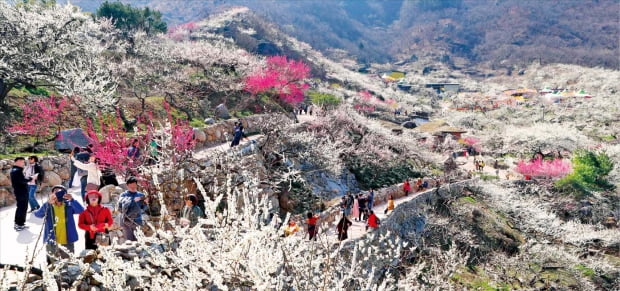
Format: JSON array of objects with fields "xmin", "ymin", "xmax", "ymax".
[
  {"xmin": 34, "ymin": 185, "xmax": 84, "ymax": 263},
  {"xmin": 117, "ymin": 177, "xmax": 148, "ymax": 241}
]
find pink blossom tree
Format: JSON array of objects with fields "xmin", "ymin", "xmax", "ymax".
[
  {"xmin": 7, "ymin": 95, "xmax": 74, "ymax": 149},
  {"xmin": 516, "ymin": 157, "xmax": 572, "ymax": 179},
  {"xmin": 244, "ymin": 56, "xmax": 310, "ymax": 105},
  {"xmin": 85, "ymin": 111, "xmax": 136, "ymax": 175}
]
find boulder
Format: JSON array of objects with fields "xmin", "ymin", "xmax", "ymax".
[
  {"xmin": 43, "ymin": 171, "xmax": 62, "ymax": 187},
  {"xmin": 0, "ymin": 188, "xmax": 15, "ymax": 207},
  {"xmin": 204, "ymin": 118, "xmax": 215, "ymax": 125},
  {"xmin": 401, "ymin": 121, "xmax": 417, "ymax": 129},
  {"xmin": 0, "ymin": 173, "xmax": 10, "ymax": 186},
  {"xmin": 99, "ymin": 185, "xmax": 122, "ymax": 204},
  {"xmin": 41, "ymin": 159, "xmax": 54, "ymax": 171},
  {"xmin": 57, "ymin": 167, "xmax": 71, "ymax": 180},
  {"xmin": 215, "ymin": 104, "xmax": 230, "ymax": 119},
  {"xmin": 193, "ymin": 128, "xmax": 206, "ymax": 142}
]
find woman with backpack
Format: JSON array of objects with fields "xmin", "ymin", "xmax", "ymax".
[{"xmin": 78, "ymin": 190, "xmax": 113, "ymax": 250}]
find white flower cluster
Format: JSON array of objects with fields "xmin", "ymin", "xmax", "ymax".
[{"xmin": 0, "ymin": 2, "xmax": 120, "ymax": 112}]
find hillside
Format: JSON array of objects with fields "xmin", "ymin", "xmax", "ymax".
[
  {"xmin": 65, "ymin": 0, "xmax": 620, "ymax": 70},
  {"xmin": 1, "ymin": 2, "xmax": 619, "ymax": 290}
]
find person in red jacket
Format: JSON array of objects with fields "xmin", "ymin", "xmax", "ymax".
[
  {"xmin": 403, "ymin": 179, "xmax": 411, "ymax": 196},
  {"xmin": 366, "ymin": 210, "xmax": 380, "ymax": 231},
  {"xmin": 78, "ymin": 190, "xmax": 114, "ymax": 250}
]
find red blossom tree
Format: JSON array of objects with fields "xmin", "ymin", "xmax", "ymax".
[
  {"xmin": 516, "ymin": 157, "xmax": 572, "ymax": 179},
  {"xmin": 85, "ymin": 111, "xmax": 136, "ymax": 174},
  {"xmin": 86, "ymin": 102, "xmax": 195, "ymax": 176},
  {"xmin": 244, "ymin": 56, "xmax": 310, "ymax": 104},
  {"xmin": 7, "ymin": 95, "xmax": 74, "ymax": 149}
]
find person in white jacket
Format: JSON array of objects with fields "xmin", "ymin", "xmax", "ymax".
[{"xmin": 71, "ymin": 155, "xmax": 101, "ymax": 202}]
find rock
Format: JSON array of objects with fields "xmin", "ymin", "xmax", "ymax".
[
  {"xmin": 215, "ymin": 104, "xmax": 230, "ymax": 119},
  {"xmin": 26, "ymin": 274, "xmax": 42, "ymax": 283},
  {"xmin": 0, "ymin": 173, "xmax": 10, "ymax": 186},
  {"xmin": 67, "ymin": 264, "xmax": 81, "ymax": 276},
  {"xmin": 401, "ymin": 121, "xmax": 417, "ymax": 129},
  {"xmin": 602, "ymin": 216, "xmax": 617, "ymax": 228},
  {"xmin": 99, "ymin": 185, "xmax": 122, "ymax": 204},
  {"xmin": 204, "ymin": 118, "xmax": 215, "ymax": 125},
  {"xmin": 41, "ymin": 160, "xmax": 54, "ymax": 171},
  {"xmin": 193, "ymin": 128, "xmax": 206, "ymax": 142},
  {"xmin": 80, "ymin": 249, "xmax": 98, "ymax": 264},
  {"xmin": 0, "ymin": 188, "xmax": 16, "ymax": 207},
  {"xmin": 57, "ymin": 167, "xmax": 71, "ymax": 180},
  {"xmin": 43, "ymin": 171, "xmax": 62, "ymax": 187}
]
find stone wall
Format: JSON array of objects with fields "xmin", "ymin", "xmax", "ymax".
[{"xmin": 0, "ymin": 156, "xmax": 70, "ymax": 208}]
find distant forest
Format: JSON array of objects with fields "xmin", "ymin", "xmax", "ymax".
[{"xmin": 64, "ymin": 0, "xmax": 620, "ymax": 69}]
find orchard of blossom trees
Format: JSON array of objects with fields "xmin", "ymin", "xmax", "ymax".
[{"xmin": 1, "ymin": 0, "xmax": 619, "ymax": 290}]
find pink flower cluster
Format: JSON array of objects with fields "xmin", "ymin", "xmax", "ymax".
[
  {"xmin": 244, "ymin": 56, "xmax": 310, "ymax": 104},
  {"xmin": 7, "ymin": 95, "xmax": 70, "ymax": 139},
  {"xmin": 516, "ymin": 157, "xmax": 572, "ymax": 178}
]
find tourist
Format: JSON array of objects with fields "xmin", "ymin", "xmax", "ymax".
[
  {"xmin": 117, "ymin": 177, "xmax": 148, "ymax": 241},
  {"xmin": 416, "ymin": 178, "xmax": 423, "ymax": 191},
  {"xmin": 357, "ymin": 194, "xmax": 367, "ymax": 221},
  {"xmin": 127, "ymin": 138, "xmax": 141, "ymax": 160},
  {"xmin": 71, "ymin": 155, "xmax": 101, "ymax": 202},
  {"xmin": 24, "ymin": 155, "xmax": 44, "ymax": 212},
  {"xmin": 34, "ymin": 185, "xmax": 84, "ymax": 263},
  {"xmin": 11, "ymin": 157, "xmax": 35, "ymax": 231},
  {"xmin": 68, "ymin": 147, "xmax": 82, "ymax": 188},
  {"xmin": 384, "ymin": 194, "xmax": 395, "ymax": 214},
  {"xmin": 367, "ymin": 189, "xmax": 375, "ymax": 210},
  {"xmin": 180, "ymin": 194, "xmax": 203, "ymax": 228},
  {"xmin": 403, "ymin": 179, "xmax": 411, "ymax": 196},
  {"xmin": 77, "ymin": 190, "xmax": 113, "ymax": 250},
  {"xmin": 283, "ymin": 219, "xmax": 300, "ymax": 237},
  {"xmin": 366, "ymin": 210, "xmax": 379, "ymax": 231},
  {"xmin": 230, "ymin": 120, "xmax": 248, "ymax": 147},
  {"xmin": 306, "ymin": 212, "xmax": 318, "ymax": 240},
  {"xmin": 352, "ymin": 193, "xmax": 360, "ymax": 221},
  {"xmin": 336, "ymin": 215, "xmax": 353, "ymax": 241}
]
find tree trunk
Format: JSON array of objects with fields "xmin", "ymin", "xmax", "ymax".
[
  {"xmin": 116, "ymin": 106, "xmax": 137, "ymax": 132},
  {"xmin": 0, "ymin": 79, "xmax": 14, "ymax": 107}
]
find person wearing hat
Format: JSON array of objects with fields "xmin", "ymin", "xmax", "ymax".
[
  {"xmin": 180, "ymin": 194, "xmax": 203, "ymax": 227},
  {"xmin": 78, "ymin": 190, "xmax": 114, "ymax": 250},
  {"xmin": 34, "ymin": 185, "xmax": 84, "ymax": 263},
  {"xmin": 116, "ymin": 177, "xmax": 148, "ymax": 241}
]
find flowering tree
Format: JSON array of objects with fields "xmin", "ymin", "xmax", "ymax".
[
  {"xmin": 0, "ymin": 2, "xmax": 121, "ymax": 111},
  {"xmin": 6, "ymin": 95, "xmax": 75, "ymax": 148},
  {"xmin": 85, "ymin": 111, "xmax": 136, "ymax": 174},
  {"xmin": 515, "ymin": 157, "xmax": 572, "ymax": 179},
  {"xmin": 244, "ymin": 56, "xmax": 310, "ymax": 104}
]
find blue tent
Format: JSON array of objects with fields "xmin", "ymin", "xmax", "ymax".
[{"xmin": 54, "ymin": 128, "xmax": 90, "ymax": 152}]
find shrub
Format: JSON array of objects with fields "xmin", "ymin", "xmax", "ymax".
[
  {"xmin": 556, "ymin": 150, "xmax": 614, "ymax": 196},
  {"xmin": 308, "ymin": 91, "xmax": 341, "ymax": 109}
]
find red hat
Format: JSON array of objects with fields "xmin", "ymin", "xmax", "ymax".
[{"xmin": 86, "ymin": 190, "xmax": 102, "ymax": 198}]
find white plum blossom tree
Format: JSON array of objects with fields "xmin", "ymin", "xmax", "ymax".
[{"xmin": 0, "ymin": 1, "xmax": 121, "ymax": 112}]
